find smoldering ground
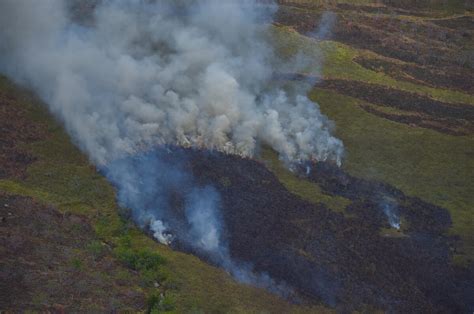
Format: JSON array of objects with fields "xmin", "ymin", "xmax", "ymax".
[{"xmin": 0, "ymin": 0, "xmax": 343, "ymax": 298}]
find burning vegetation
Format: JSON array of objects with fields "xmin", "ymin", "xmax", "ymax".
[{"xmin": 0, "ymin": 0, "xmax": 473, "ymax": 312}]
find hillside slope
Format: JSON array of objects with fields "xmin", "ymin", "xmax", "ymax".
[
  {"xmin": 0, "ymin": 76, "xmax": 324, "ymax": 312},
  {"xmin": 1, "ymin": 0, "xmax": 473, "ymax": 312},
  {"xmin": 274, "ymin": 0, "xmax": 474, "ymax": 266}
]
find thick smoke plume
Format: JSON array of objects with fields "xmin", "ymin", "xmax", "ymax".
[
  {"xmin": 0, "ymin": 0, "xmax": 343, "ymax": 166},
  {"xmin": 0, "ymin": 0, "xmax": 342, "ymax": 295}
]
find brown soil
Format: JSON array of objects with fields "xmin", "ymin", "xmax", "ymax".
[{"xmin": 0, "ymin": 192, "xmax": 146, "ymax": 312}]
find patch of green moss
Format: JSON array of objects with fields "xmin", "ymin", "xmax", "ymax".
[{"xmin": 311, "ymin": 88, "xmax": 474, "ymax": 264}]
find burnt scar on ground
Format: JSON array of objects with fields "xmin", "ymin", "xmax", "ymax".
[
  {"xmin": 274, "ymin": 7, "xmax": 473, "ymax": 69},
  {"xmin": 317, "ymin": 79, "xmax": 474, "ymax": 135},
  {"xmin": 430, "ymin": 16, "xmax": 474, "ymax": 31},
  {"xmin": 354, "ymin": 56, "xmax": 474, "ymax": 95},
  {"xmin": 0, "ymin": 192, "xmax": 145, "ymax": 312},
  {"xmin": 160, "ymin": 148, "xmax": 474, "ymax": 313}
]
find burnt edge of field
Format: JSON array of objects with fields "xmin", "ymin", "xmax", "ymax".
[
  {"xmin": 277, "ymin": 0, "xmax": 473, "ymax": 16},
  {"xmin": 275, "ymin": 5, "xmax": 473, "ymax": 70},
  {"xmin": 430, "ymin": 15, "xmax": 474, "ymax": 30},
  {"xmin": 318, "ymin": 79, "xmax": 474, "ymax": 136},
  {"xmin": 276, "ymin": 71, "xmax": 474, "ymax": 135},
  {"xmin": 354, "ymin": 56, "xmax": 474, "ymax": 95},
  {"xmin": 132, "ymin": 146, "xmax": 474, "ymax": 313}
]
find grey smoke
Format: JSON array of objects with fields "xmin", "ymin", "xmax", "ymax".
[
  {"xmin": 277, "ymin": 11, "xmax": 338, "ymax": 101},
  {"xmin": 105, "ymin": 148, "xmax": 292, "ymax": 297},
  {"xmin": 310, "ymin": 11, "xmax": 337, "ymax": 41},
  {"xmin": 0, "ymin": 0, "xmax": 342, "ymax": 296},
  {"xmin": 0, "ymin": 0, "xmax": 343, "ymax": 166},
  {"xmin": 381, "ymin": 199, "xmax": 401, "ymax": 230}
]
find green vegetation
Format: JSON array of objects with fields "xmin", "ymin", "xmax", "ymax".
[
  {"xmin": 310, "ymin": 88, "xmax": 474, "ymax": 265},
  {"xmin": 2, "ymin": 1, "xmax": 472, "ymax": 309},
  {"xmin": 269, "ymin": 21, "xmax": 474, "ymax": 265},
  {"xmin": 261, "ymin": 147, "xmax": 351, "ymax": 214},
  {"xmin": 114, "ymin": 233, "xmax": 167, "ymax": 289},
  {"xmin": 279, "ymin": 0, "xmax": 471, "ymax": 16},
  {"xmin": 116, "ymin": 245, "xmax": 165, "ymax": 274},
  {"xmin": 271, "ymin": 26, "xmax": 474, "ymax": 105},
  {"xmin": 71, "ymin": 257, "xmax": 84, "ymax": 270},
  {"xmin": 148, "ymin": 292, "xmax": 176, "ymax": 313},
  {"xmin": 86, "ymin": 240, "xmax": 106, "ymax": 259},
  {"xmin": 277, "ymin": 0, "xmax": 380, "ymax": 7}
]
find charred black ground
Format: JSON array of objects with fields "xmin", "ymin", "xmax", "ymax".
[
  {"xmin": 275, "ymin": 4, "xmax": 473, "ymax": 70},
  {"xmin": 354, "ymin": 56, "xmax": 474, "ymax": 95},
  {"xmin": 144, "ymin": 146, "xmax": 474, "ymax": 312}
]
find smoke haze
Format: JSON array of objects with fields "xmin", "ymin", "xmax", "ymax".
[
  {"xmin": 0, "ymin": 0, "xmax": 343, "ymax": 166},
  {"xmin": 0, "ymin": 0, "xmax": 342, "ymax": 295}
]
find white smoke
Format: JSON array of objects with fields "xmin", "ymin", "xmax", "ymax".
[
  {"xmin": 150, "ymin": 219, "xmax": 173, "ymax": 245},
  {"xmin": 0, "ymin": 0, "xmax": 342, "ymax": 297},
  {"xmin": 381, "ymin": 199, "xmax": 401, "ymax": 230},
  {"xmin": 104, "ymin": 148, "xmax": 293, "ymax": 297},
  {"xmin": 0, "ymin": 0, "xmax": 343, "ymax": 166},
  {"xmin": 185, "ymin": 187, "xmax": 221, "ymax": 252}
]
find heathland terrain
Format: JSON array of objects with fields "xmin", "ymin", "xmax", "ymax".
[{"xmin": 1, "ymin": 1, "xmax": 473, "ymax": 312}]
